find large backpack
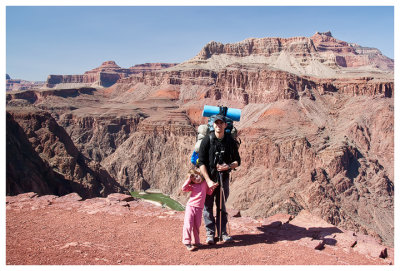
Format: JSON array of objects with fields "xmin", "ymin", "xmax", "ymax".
[{"xmin": 191, "ymin": 116, "xmax": 240, "ymax": 166}]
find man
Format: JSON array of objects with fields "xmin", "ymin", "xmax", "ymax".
[{"xmin": 198, "ymin": 114, "xmax": 241, "ymax": 244}]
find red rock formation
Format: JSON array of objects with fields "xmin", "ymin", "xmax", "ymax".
[
  {"xmin": 311, "ymin": 31, "xmax": 393, "ymax": 70},
  {"xmin": 311, "ymin": 31, "xmax": 354, "ymax": 54},
  {"xmin": 193, "ymin": 36, "xmax": 318, "ymax": 60},
  {"xmin": 45, "ymin": 61, "xmax": 177, "ymax": 88},
  {"xmin": 177, "ymin": 31, "xmax": 393, "ymax": 80}
]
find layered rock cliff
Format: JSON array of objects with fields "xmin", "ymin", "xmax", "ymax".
[
  {"xmin": 6, "ymin": 32, "xmax": 394, "ymax": 246},
  {"xmin": 45, "ymin": 61, "xmax": 177, "ymax": 89},
  {"xmin": 170, "ymin": 31, "xmax": 393, "ymax": 79}
]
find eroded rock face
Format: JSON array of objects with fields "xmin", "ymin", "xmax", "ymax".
[
  {"xmin": 6, "ymin": 32, "xmax": 394, "ymax": 246},
  {"xmin": 7, "ymin": 108, "xmax": 125, "ymax": 198},
  {"xmin": 58, "ymin": 113, "xmax": 142, "ymax": 162},
  {"xmin": 6, "ymin": 112, "xmax": 72, "ymax": 196}
]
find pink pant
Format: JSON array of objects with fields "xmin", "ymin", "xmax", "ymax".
[{"xmin": 182, "ymin": 205, "xmax": 202, "ymax": 245}]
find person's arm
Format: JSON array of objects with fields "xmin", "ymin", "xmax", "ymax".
[
  {"xmin": 197, "ymin": 135, "xmax": 208, "ymax": 169},
  {"xmin": 229, "ymin": 161, "xmax": 239, "ymax": 170},
  {"xmin": 200, "ymin": 165, "xmax": 218, "ymax": 190},
  {"xmin": 216, "ymin": 137, "xmax": 240, "ymax": 171},
  {"xmin": 181, "ymin": 176, "xmax": 192, "ymax": 192},
  {"xmin": 206, "ymin": 181, "xmax": 214, "ymax": 195},
  {"xmin": 231, "ymin": 138, "xmax": 241, "ymax": 168},
  {"xmin": 197, "ymin": 136, "xmax": 218, "ymax": 189}
]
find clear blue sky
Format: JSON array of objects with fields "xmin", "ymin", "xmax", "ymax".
[{"xmin": 6, "ymin": 6, "xmax": 394, "ymax": 81}]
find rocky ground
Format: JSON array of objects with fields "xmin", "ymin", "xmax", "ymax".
[{"xmin": 5, "ymin": 192, "xmax": 393, "ymax": 266}]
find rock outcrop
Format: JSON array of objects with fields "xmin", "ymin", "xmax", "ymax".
[{"xmin": 45, "ymin": 61, "xmax": 177, "ymax": 89}]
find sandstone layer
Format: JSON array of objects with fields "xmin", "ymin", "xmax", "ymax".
[{"xmin": 6, "ymin": 32, "xmax": 394, "ymax": 247}]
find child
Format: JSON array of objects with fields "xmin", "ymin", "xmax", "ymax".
[{"xmin": 181, "ymin": 168, "xmax": 216, "ymax": 251}]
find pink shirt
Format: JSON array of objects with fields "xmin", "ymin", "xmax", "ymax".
[{"xmin": 181, "ymin": 177, "xmax": 213, "ymax": 208}]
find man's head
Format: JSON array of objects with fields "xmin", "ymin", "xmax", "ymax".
[{"xmin": 213, "ymin": 115, "xmax": 227, "ymax": 135}]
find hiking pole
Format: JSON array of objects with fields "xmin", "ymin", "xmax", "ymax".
[
  {"xmin": 219, "ymin": 170, "xmax": 223, "ymax": 242},
  {"xmin": 221, "ymin": 182, "xmax": 231, "ymax": 236},
  {"xmin": 215, "ymin": 150, "xmax": 226, "ymax": 242}
]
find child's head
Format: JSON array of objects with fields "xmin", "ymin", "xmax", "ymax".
[{"xmin": 188, "ymin": 169, "xmax": 203, "ymax": 184}]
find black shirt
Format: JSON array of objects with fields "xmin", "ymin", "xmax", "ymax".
[{"xmin": 198, "ymin": 132, "xmax": 241, "ymax": 180}]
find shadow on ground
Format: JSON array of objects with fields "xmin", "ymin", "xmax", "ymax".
[{"xmin": 199, "ymin": 223, "xmax": 342, "ymax": 250}]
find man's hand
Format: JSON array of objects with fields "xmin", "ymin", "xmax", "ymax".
[{"xmin": 216, "ymin": 163, "xmax": 230, "ymax": 172}]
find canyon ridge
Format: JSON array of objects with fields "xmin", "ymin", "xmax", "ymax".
[{"xmin": 6, "ymin": 31, "xmax": 394, "ymax": 249}]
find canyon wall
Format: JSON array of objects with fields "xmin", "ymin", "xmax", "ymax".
[{"xmin": 7, "ymin": 108, "xmax": 125, "ymax": 198}]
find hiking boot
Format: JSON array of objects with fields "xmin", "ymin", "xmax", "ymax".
[
  {"xmin": 185, "ymin": 244, "xmax": 195, "ymax": 251},
  {"xmin": 206, "ymin": 236, "xmax": 215, "ymax": 245},
  {"xmin": 222, "ymin": 234, "xmax": 234, "ymax": 243}
]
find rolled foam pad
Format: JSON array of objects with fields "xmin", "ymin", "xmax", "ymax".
[{"xmin": 202, "ymin": 105, "xmax": 241, "ymax": 121}]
